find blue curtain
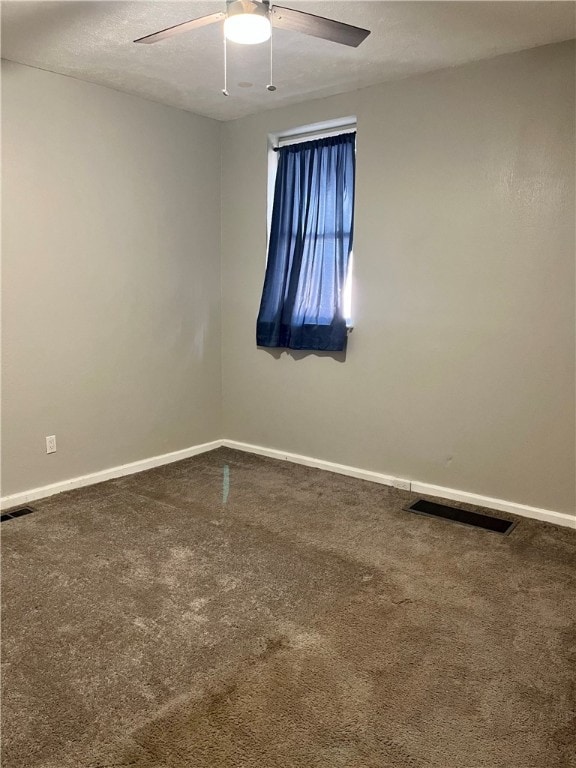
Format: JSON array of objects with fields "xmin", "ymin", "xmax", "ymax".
[{"xmin": 256, "ymin": 132, "xmax": 355, "ymax": 352}]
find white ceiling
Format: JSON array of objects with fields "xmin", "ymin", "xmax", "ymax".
[{"xmin": 2, "ymin": 1, "xmax": 575, "ymax": 120}]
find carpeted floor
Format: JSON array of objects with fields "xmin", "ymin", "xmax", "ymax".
[{"xmin": 2, "ymin": 447, "xmax": 575, "ymax": 768}]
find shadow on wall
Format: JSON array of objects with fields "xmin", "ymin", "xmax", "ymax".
[{"xmin": 258, "ymin": 347, "xmax": 347, "ymax": 363}]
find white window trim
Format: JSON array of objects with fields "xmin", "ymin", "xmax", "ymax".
[{"xmin": 273, "ymin": 119, "xmax": 357, "ymax": 149}]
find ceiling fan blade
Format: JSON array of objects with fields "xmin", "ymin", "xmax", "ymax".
[
  {"xmin": 270, "ymin": 6, "xmax": 370, "ymax": 48},
  {"xmin": 134, "ymin": 12, "xmax": 225, "ymax": 44}
]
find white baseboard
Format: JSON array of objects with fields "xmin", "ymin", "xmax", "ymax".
[
  {"xmin": 408, "ymin": 480, "xmax": 575, "ymax": 529},
  {"xmin": 3, "ymin": 437, "xmax": 574, "ymax": 530},
  {"xmin": 222, "ymin": 439, "xmax": 576, "ymax": 530},
  {"xmin": 221, "ymin": 439, "xmax": 397, "ymax": 486},
  {"xmin": 0, "ymin": 439, "xmax": 224, "ymax": 511}
]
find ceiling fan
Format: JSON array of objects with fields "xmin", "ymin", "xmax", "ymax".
[{"xmin": 134, "ymin": 1, "xmax": 371, "ymax": 49}]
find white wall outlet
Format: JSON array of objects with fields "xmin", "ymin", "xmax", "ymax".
[
  {"xmin": 393, "ymin": 478, "xmax": 411, "ymax": 492},
  {"xmin": 46, "ymin": 435, "xmax": 57, "ymax": 454}
]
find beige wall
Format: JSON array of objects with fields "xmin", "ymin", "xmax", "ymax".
[
  {"xmin": 1, "ymin": 61, "xmax": 222, "ymax": 495},
  {"xmin": 2, "ymin": 43, "xmax": 574, "ymax": 516},
  {"xmin": 221, "ymin": 42, "xmax": 576, "ymax": 516}
]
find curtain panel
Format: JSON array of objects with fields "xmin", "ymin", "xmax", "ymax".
[{"xmin": 256, "ymin": 132, "xmax": 356, "ymax": 352}]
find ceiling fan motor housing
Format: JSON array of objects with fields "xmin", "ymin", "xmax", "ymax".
[{"xmin": 226, "ymin": 0, "xmax": 269, "ymax": 22}]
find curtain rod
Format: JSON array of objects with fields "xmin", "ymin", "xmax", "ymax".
[{"xmin": 272, "ymin": 125, "xmax": 356, "ymax": 151}]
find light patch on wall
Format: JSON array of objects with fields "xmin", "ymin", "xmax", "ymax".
[{"xmin": 343, "ymin": 251, "xmax": 354, "ymax": 325}]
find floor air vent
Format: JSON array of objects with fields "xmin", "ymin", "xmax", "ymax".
[
  {"xmin": 1, "ymin": 507, "xmax": 35, "ymax": 523},
  {"xmin": 406, "ymin": 499, "xmax": 516, "ymax": 535}
]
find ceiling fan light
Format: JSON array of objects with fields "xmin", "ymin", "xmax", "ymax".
[{"xmin": 224, "ymin": 10, "xmax": 271, "ymax": 45}]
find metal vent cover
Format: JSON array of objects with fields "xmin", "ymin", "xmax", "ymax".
[
  {"xmin": 1, "ymin": 507, "xmax": 35, "ymax": 523},
  {"xmin": 406, "ymin": 499, "xmax": 516, "ymax": 535}
]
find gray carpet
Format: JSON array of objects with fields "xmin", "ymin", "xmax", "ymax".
[{"xmin": 1, "ymin": 447, "xmax": 575, "ymax": 768}]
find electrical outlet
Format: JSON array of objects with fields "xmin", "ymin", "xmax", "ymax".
[
  {"xmin": 46, "ymin": 435, "xmax": 57, "ymax": 454},
  {"xmin": 393, "ymin": 478, "xmax": 411, "ymax": 492}
]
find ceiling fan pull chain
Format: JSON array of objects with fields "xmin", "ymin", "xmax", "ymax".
[
  {"xmin": 267, "ymin": 10, "xmax": 276, "ymax": 92},
  {"xmin": 222, "ymin": 25, "xmax": 229, "ymax": 96}
]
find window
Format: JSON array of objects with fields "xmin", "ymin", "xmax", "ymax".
[{"xmin": 256, "ymin": 120, "xmax": 356, "ymax": 352}]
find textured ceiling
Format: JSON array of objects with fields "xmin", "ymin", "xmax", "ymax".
[{"xmin": 2, "ymin": 1, "xmax": 575, "ymax": 120}]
